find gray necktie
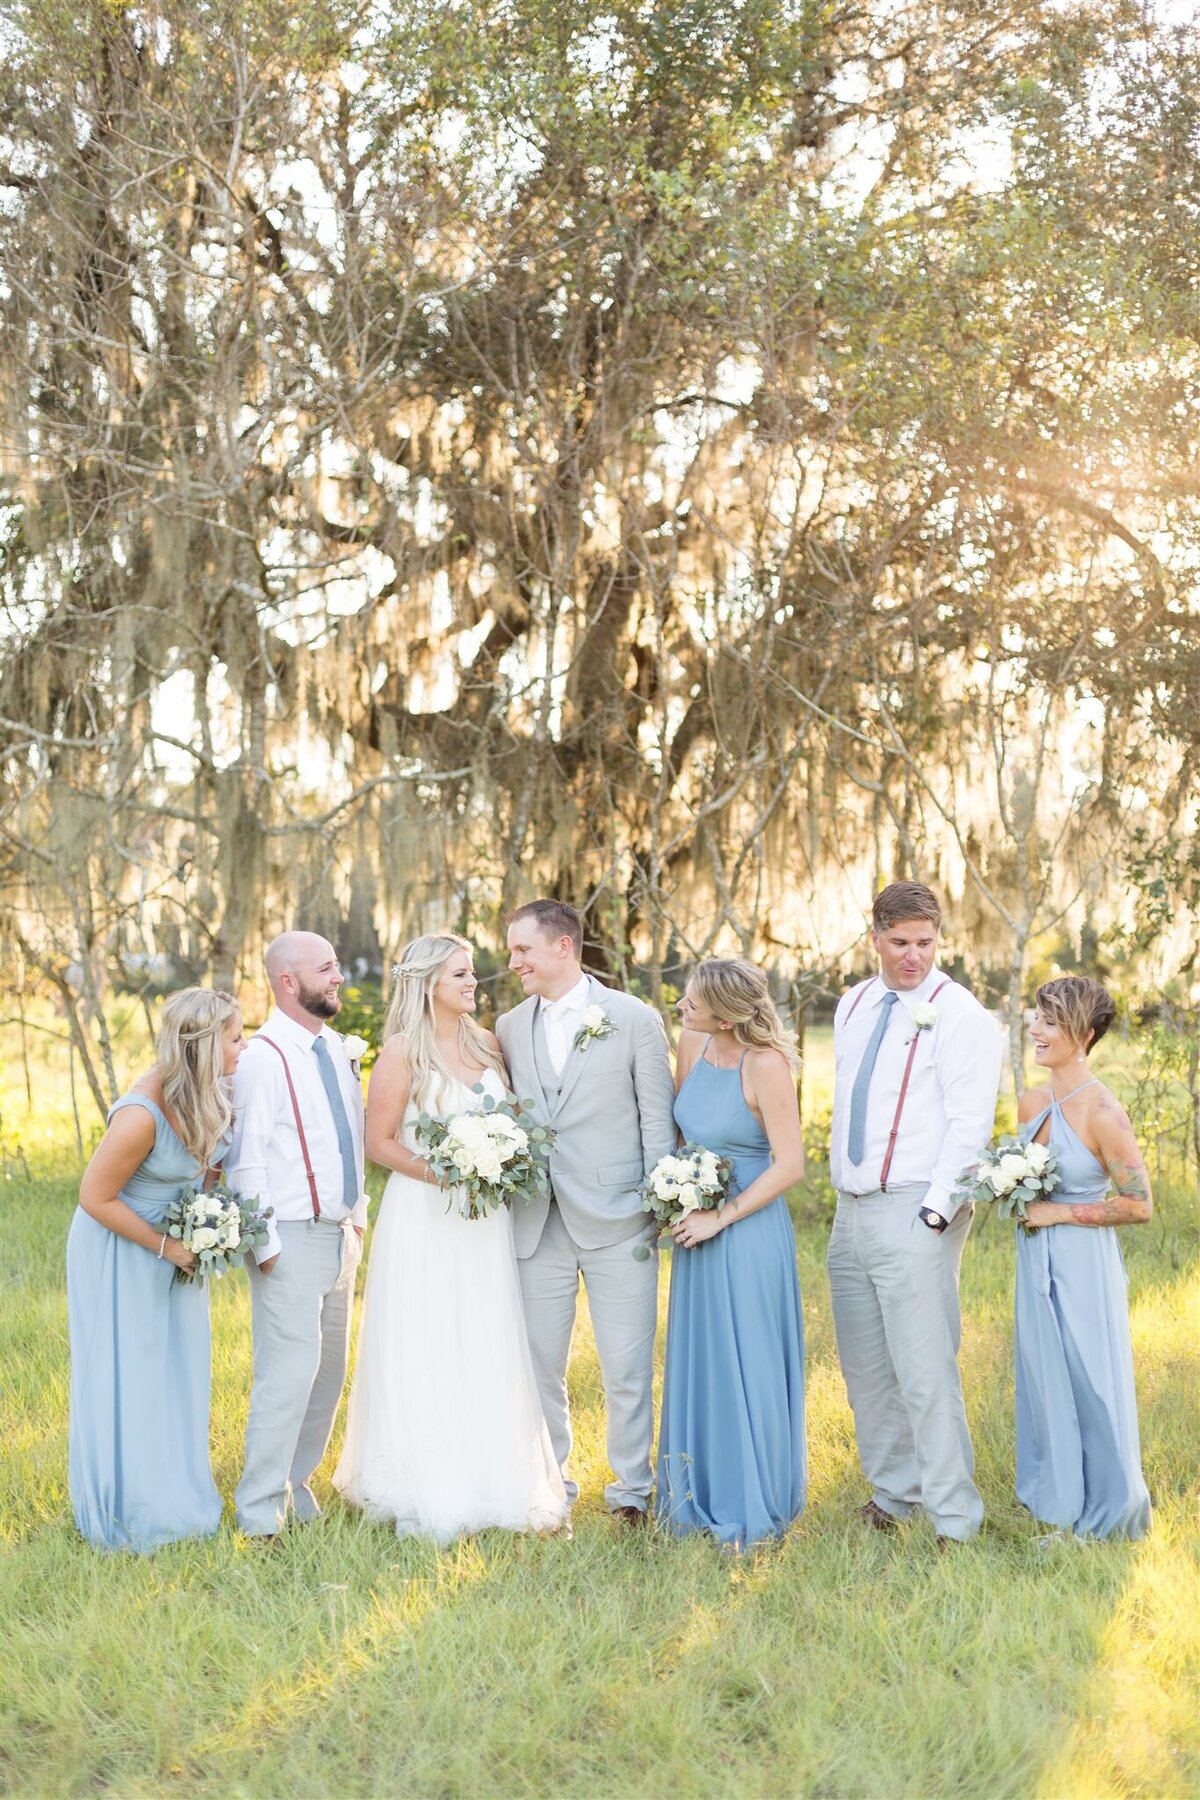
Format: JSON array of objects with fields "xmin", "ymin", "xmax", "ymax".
[
  {"xmin": 848, "ymin": 990, "xmax": 899, "ymax": 1166},
  {"xmin": 312, "ymin": 1036, "xmax": 358, "ymax": 1208}
]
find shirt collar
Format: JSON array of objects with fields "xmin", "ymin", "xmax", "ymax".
[
  {"xmin": 262, "ymin": 1005, "xmax": 329, "ymax": 1054},
  {"xmin": 872, "ymin": 966, "xmax": 944, "ymax": 1010},
  {"xmin": 540, "ymin": 973, "xmax": 592, "ymax": 1016}
]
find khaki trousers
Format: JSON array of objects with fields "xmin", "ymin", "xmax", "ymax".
[
  {"xmin": 236, "ymin": 1218, "xmax": 360, "ymax": 1536},
  {"xmin": 827, "ymin": 1184, "xmax": 983, "ymax": 1541}
]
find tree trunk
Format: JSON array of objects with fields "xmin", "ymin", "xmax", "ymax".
[{"xmin": 1007, "ymin": 927, "xmax": 1030, "ymax": 1100}]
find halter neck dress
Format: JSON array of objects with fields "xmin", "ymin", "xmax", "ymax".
[
  {"xmin": 66, "ymin": 1094, "xmax": 229, "ymax": 1551},
  {"xmin": 1015, "ymin": 1082, "xmax": 1151, "ymax": 1540},
  {"xmin": 655, "ymin": 1047, "xmax": 806, "ymax": 1547}
]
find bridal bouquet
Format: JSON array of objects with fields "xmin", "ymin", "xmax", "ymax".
[
  {"xmin": 161, "ymin": 1179, "xmax": 273, "ymax": 1284},
  {"xmin": 640, "ymin": 1143, "xmax": 733, "ymax": 1229},
  {"xmin": 957, "ymin": 1135, "xmax": 1060, "ymax": 1231},
  {"xmin": 414, "ymin": 1091, "xmax": 556, "ymax": 1221}
]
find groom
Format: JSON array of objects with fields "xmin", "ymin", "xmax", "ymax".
[{"xmin": 498, "ymin": 899, "xmax": 676, "ymax": 1525}]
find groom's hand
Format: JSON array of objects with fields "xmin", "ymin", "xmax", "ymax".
[{"xmin": 257, "ymin": 1254, "xmax": 280, "ymax": 1276}]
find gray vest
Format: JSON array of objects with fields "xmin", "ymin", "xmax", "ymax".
[{"xmin": 532, "ymin": 1005, "xmax": 563, "ymax": 1101}]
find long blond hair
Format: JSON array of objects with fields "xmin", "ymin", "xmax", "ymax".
[
  {"xmin": 383, "ymin": 934, "xmax": 507, "ymax": 1108},
  {"xmin": 690, "ymin": 959, "xmax": 801, "ymax": 1074},
  {"xmin": 157, "ymin": 987, "xmax": 238, "ymax": 1164}
]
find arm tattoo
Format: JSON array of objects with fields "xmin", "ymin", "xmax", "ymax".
[
  {"xmin": 1106, "ymin": 1154, "xmax": 1151, "ymax": 1203},
  {"xmin": 1071, "ymin": 1154, "xmax": 1151, "ymax": 1227},
  {"xmin": 1073, "ymin": 1198, "xmax": 1125, "ymax": 1227}
]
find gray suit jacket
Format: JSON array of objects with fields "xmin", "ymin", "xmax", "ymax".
[{"xmin": 496, "ymin": 976, "xmax": 677, "ymax": 1258}]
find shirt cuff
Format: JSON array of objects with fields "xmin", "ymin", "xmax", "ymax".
[
  {"xmin": 255, "ymin": 1219, "xmax": 282, "ymax": 1264},
  {"xmin": 923, "ymin": 1185, "xmax": 955, "ymax": 1223},
  {"xmin": 351, "ymin": 1191, "xmax": 369, "ymax": 1230}
]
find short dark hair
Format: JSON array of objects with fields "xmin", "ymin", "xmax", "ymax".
[
  {"xmin": 1035, "ymin": 976, "xmax": 1116, "ymax": 1052},
  {"xmin": 507, "ymin": 898, "xmax": 584, "ymax": 957},
  {"xmin": 872, "ymin": 881, "xmax": 942, "ymax": 932}
]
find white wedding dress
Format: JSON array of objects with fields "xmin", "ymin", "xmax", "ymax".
[{"xmin": 334, "ymin": 1068, "xmax": 567, "ymax": 1541}]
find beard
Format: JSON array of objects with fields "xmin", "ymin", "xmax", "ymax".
[{"xmin": 296, "ymin": 979, "xmax": 342, "ymax": 1021}]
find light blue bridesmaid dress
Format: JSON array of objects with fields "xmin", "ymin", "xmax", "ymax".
[
  {"xmin": 66, "ymin": 1095, "xmax": 228, "ymax": 1551},
  {"xmin": 1015, "ymin": 1082, "xmax": 1151, "ymax": 1540},
  {"xmin": 656, "ymin": 1048, "xmax": 806, "ymax": 1547}
]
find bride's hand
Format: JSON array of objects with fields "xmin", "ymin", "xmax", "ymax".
[{"xmin": 670, "ymin": 1209, "xmax": 726, "ymax": 1249}]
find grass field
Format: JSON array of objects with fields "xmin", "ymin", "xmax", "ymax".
[{"xmin": 1, "ymin": 1025, "xmax": 1197, "ymax": 1799}]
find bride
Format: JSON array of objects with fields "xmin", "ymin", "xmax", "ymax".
[{"xmin": 334, "ymin": 933, "xmax": 567, "ymax": 1540}]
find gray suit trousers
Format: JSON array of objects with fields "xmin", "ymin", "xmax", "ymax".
[
  {"xmin": 827, "ymin": 1185, "xmax": 983, "ymax": 1541},
  {"xmin": 518, "ymin": 1201, "xmax": 659, "ymax": 1512},
  {"xmin": 236, "ymin": 1218, "xmax": 360, "ymax": 1536}
]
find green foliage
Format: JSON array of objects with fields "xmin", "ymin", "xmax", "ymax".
[
  {"xmin": 2, "ymin": 1096, "xmax": 1197, "ymax": 1798},
  {"xmin": 333, "ymin": 984, "xmax": 388, "ymax": 1069}
]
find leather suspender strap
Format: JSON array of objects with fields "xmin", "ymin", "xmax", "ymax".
[
  {"xmin": 845, "ymin": 978, "xmax": 878, "ymax": 1024},
  {"xmin": 257, "ymin": 1035, "xmax": 321, "ymax": 1219},
  {"xmin": 880, "ymin": 979, "xmax": 951, "ymax": 1189}
]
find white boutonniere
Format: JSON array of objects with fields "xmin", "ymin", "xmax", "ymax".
[
  {"xmin": 342, "ymin": 1033, "xmax": 370, "ymax": 1076},
  {"xmin": 905, "ymin": 1002, "xmax": 938, "ymax": 1045},
  {"xmin": 572, "ymin": 1004, "xmax": 617, "ymax": 1053}
]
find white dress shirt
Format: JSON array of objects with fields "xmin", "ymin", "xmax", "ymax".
[
  {"xmin": 830, "ymin": 966, "xmax": 1003, "ymax": 1220},
  {"xmin": 539, "ymin": 973, "xmax": 593, "ymax": 1075},
  {"xmin": 226, "ymin": 1007, "xmax": 368, "ymax": 1263}
]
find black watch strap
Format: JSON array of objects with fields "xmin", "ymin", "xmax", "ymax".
[{"xmin": 919, "ymin": 1206, "xmax": 948, "ymax": 1233}]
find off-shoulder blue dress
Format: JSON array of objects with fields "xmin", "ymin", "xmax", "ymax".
[
  {"xmin": 66, "ymin": 1095, "xmax": 228, "ymax": 1551},
  {"xmin": 1015, "ymin": 1085, "xmax": 1151, "ymax": 1539},
  {"xmin": 656, "ymin": 1050, "xmax": 806, "ymax": 1547}
]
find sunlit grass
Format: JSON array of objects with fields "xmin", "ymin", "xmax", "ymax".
[{"xmin": 1, "ymin": 1038, "xmax": 1197, "ymax": 1798}]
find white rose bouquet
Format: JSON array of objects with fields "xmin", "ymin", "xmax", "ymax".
[
  {"xmin": 956, "ymin": 1134, "xmax": 1060, "ymax": 1231},
  {"xmin": 414, "ymin": 1090, "xmax": 556, "ymax": 1221},
  {"xmin": 161, "ymin": 1179, "xmax": 274, "ymax": 1284},
  {"xmin": 640, "ymin": 1142, "xmax": 734, "ymax": 1230}
]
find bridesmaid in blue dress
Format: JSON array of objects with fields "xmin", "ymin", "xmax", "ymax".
[
  {"xmin": 1015, "ymin": 976, "xmax": 1152, "ymax": 1541},
  {"xmin": 67, "ymin": 988, "xmax": 244, "ymax": 1551},
  {"xmin": 656, "ymin": 958, "xmax": 806, "ymax": 1548}
]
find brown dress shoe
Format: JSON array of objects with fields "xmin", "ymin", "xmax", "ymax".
[
  {"xmin": 860, "ymin": 1500, "xmax": 899, "ymax": 1532},
  {"xmin": 613, "ymin": 1504, "xmax": 649, "ymax": 1528}
]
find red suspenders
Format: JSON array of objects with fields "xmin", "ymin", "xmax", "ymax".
[
  {"xmin": 257, "ymin": 1035, "xmax": 321, "ymax": 1219},
  {"xmin": 843, "ymin": 978, "xmax": 952, "ymax": 1190}
]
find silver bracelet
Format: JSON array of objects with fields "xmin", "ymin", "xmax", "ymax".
[{"xmin": 157, "ymin": 1233, "xmax": 168, "ymax": 1259}]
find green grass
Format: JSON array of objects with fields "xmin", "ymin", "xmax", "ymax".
[{"xmin": 1, "ymin": 1034, "xmax": 1198, "ymax": 1799}]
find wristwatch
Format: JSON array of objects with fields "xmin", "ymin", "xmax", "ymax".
[{"xmin": 918, "ymin": 1207, "xmax": 948, "ymax": 1233}]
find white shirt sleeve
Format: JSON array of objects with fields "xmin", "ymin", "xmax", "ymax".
[
  {"xmin": 227, "ymin": 1050, "xmax": 283, "ymax": 1263},
  {"xmin": 925, "ymin": 1000, "xmax": 1004, "ymax": 1221}
]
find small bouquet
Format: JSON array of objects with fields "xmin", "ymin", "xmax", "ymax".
[
  {"xmin": 957, "ymin": 1136, "xmax": 1060, "ymax": 1232},
  {"xmin": 414, "ymin": 1090, "xmax": 556, "ymax": 1221},
  {"xmin": 640, "ymin": 1143, "xmax": 733, "ymax": 1230},
  {"xmin": 162, "ymin": 1178, "xmax": 274, "ymax": 1283}
]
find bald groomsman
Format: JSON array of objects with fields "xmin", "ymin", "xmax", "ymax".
[
  {"xmin": 227, "ymin": 931, "xmax": 367, "ymax": 1538},
  {"xmin": 828, "ymin": 882, "xmax": 1003, "ymax": 1544}
]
